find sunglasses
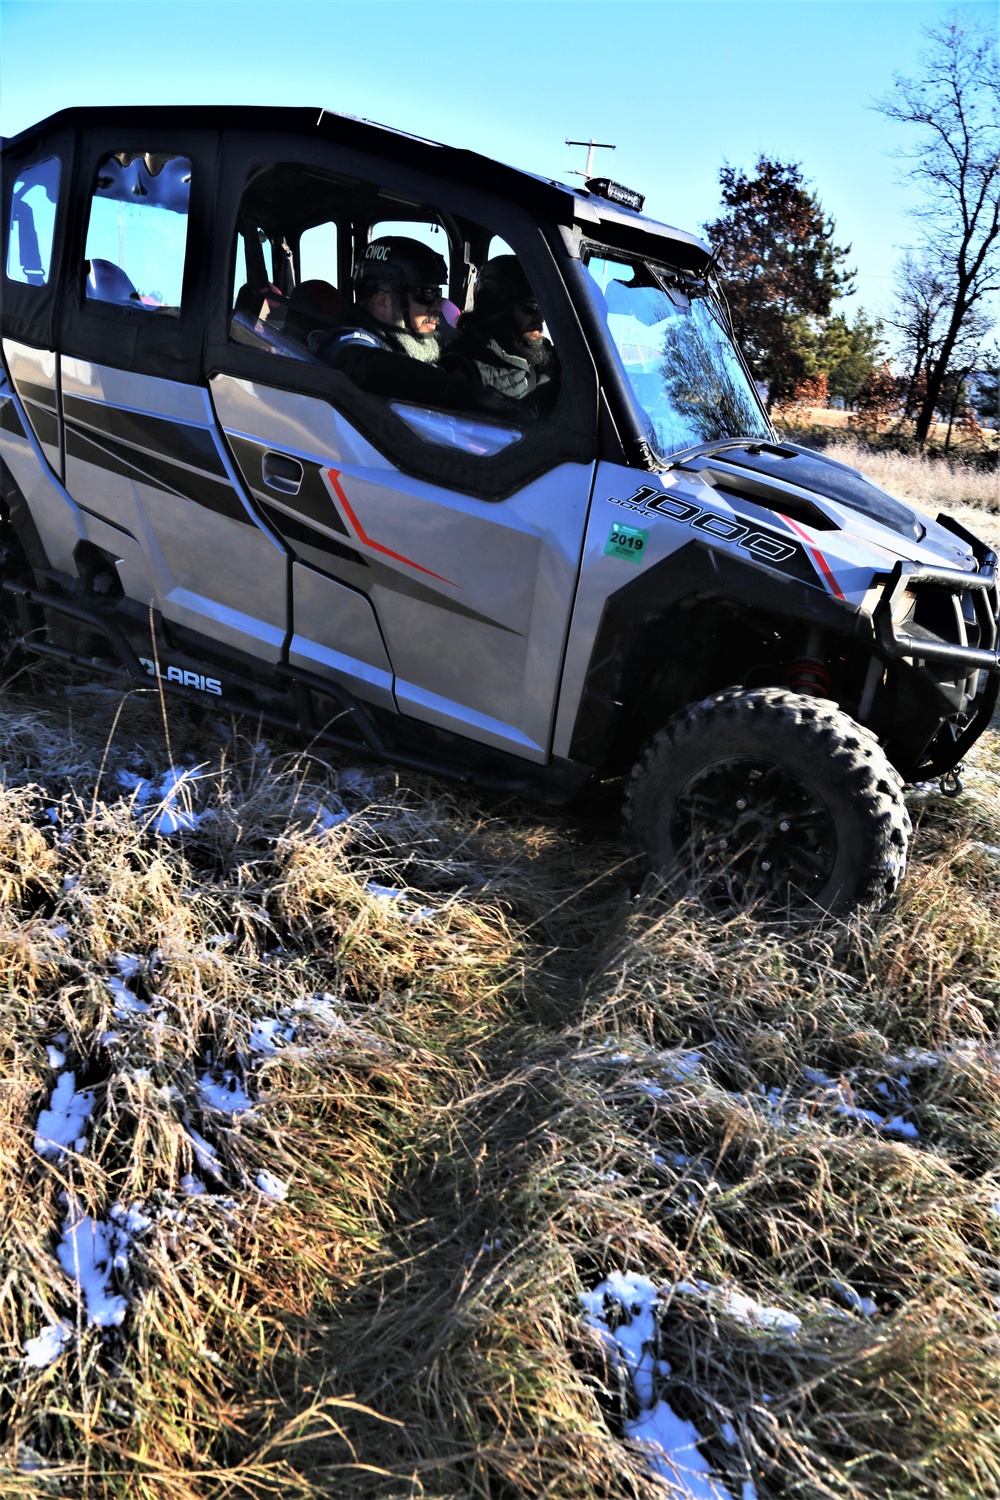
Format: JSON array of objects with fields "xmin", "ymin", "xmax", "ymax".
[
  {"xmin": 405, "ymin": 284, "xmax": 443, "ymax": 306},
  {"xmin": 518, "ymin": 299, "xmax": 542, "ymax": 316}
]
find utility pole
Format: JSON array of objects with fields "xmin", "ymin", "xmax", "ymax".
[{"xmin": 566, "ymin": 139, "xmax": 616, "ymax": 180}]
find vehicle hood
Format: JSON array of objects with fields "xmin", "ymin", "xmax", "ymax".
[{"xmin": 703, "ymin": 442, "xmax": 977, "ymax": 570}]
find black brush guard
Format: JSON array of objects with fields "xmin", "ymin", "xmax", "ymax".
[{"xmin": 871, "ymin": 514, "xmax": 1000, "ymax": 776}]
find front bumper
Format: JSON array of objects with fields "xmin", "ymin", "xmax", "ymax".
[
  {"xmin": 873, "ymin": 529, "xmax": 999, "ymax": 671},
  {"xmin": 871, "ymin": 513, "xmax": 1000, "ymax": 778}
]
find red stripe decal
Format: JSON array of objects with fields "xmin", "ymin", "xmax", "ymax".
[
  {"xmin": 327, "ymin": 469, "xmax": 458, "ymax": 587},
  {"xmin": 780, "ymin": 514, "xmax": 846, "ymax": 600}
]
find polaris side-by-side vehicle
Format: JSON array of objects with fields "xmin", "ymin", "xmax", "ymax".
[{"xmin": 2, "ymin": 106, "xmax": 997, "ymax": 915}]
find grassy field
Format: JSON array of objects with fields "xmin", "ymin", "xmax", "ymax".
[{"xmin": 2, "ymin": 446, "xmax": 999, "ymax": 1500}]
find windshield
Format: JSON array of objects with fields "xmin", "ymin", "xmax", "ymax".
[{"xmin": 584, "ymin": 251, "xmax": 770, "ymax": 461}]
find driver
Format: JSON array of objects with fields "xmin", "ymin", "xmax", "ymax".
[{"xmin": 312, "ymin": 236, "xmax": 479, "ymax": 407}]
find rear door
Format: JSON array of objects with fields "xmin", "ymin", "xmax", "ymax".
[
  {"xmin": 55, "ymin": 128, "xmax": 289, "ymax": 668},
  {"xmin": 1, "ymin": 135, "xmax": 88, "ymax": 578}
]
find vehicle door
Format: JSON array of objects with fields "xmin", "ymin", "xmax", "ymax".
[
  {"xmin": 54, "ymin": 127, "xmax": 288, "ymax": 669},
  {"xmin": 206, "ymin": 137, "xmax": 598, "ymax": 762},
  {"xmin": 1, "ymin": 128, "xmax": 90, "ymax": 579}
]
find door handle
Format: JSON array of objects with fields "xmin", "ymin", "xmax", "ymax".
[{"xmin": 262, "ymin": 451, "xmax": 304, "ymax": 496}]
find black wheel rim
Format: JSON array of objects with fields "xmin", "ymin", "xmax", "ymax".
[{"xmin": 670, "ymin": 757, "xmax": 838, "ymax": 914}]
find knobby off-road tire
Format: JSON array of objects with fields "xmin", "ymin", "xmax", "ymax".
[{"xmin": 624, "ymin": 687, "xmax": 912, "ymax": 918}]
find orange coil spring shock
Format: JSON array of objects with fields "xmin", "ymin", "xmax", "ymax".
[{"xmin": 783, "ymin": 657, "xmax": 830, "ymax": 696}]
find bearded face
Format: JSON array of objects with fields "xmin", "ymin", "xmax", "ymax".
[{"xmin": 492, "ymin": 299, "xmax": 551, "ymax": 366}]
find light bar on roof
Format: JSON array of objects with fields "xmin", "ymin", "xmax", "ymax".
[{"xmin": 585, "ymin": 177, "xmax": 645, "ymax": 213}]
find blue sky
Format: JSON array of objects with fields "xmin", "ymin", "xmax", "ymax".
[{"xmin": 1, "ymin": 0, "xmax": 993, "ymax": 325}]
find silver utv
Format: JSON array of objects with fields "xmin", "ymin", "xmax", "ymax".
[{"xmin": 2, "ymin": 107, "xmax": 997, "ymax": 917}]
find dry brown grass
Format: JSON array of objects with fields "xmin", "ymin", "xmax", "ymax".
[{"xmin": 0, "ymin": 667, "xmax": 997, "ymax": 1499}]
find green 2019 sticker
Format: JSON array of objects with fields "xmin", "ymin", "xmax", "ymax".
[{"xmin": 604, "ymin": 521, "xmax": 649, "ymax": 563}]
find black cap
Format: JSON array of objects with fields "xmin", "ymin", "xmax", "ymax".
[{"xmin": 473, "ymin": 255, "xmax": 533, "ymax": 318}]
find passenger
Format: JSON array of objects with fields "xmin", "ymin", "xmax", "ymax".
[
  {"xmin": 441, "ymin": 256, "xmax": 560, "ymax": 417},
  {"xmin": 311, "ymin": 236, "xmax": 484, "ymax": 409}
]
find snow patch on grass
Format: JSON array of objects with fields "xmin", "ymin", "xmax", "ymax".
[
  {"xmin": 338, "ymin": 766, "xmax": 375, "ymax": 799},
  {"xmin": 198, "ymin": 1069, "xmax": 253, "ymax": 1114},
  {"xmin": 185, "ymin": 1125, "xmax": 224, "ymax": 1179},
  {"xmin": 33, "ymin": 1072, "xmax": 94, "ymax": 1160},
  {"xmin": 255, "ymin": 1170, "xmax": 288, "ymax": 1200},
  {"xmin": 248, "ymin": 1016, "xmax": 297, "ymax": 1055},
  {"xmin": 675, "ymin": 1280, "xmax": 801, "ymax": 1333},
  {"xmin": 582, "ymin": 1271, "xmax": 744, "ymax": 1499},
  {"xmin": 117, "ymin": 765, "xmax": 210, "ymax": 834},
  {"xmin": 22, "ymin": 1317, "xmax": 72, "ymax": 1370},
  {"xmin": 107, "ymin": 975, "xmax": 150, "ymax": 1017},
  {"xmin": 54, "ymin": 1199, "xmax": 151, "ymax": 1330}
]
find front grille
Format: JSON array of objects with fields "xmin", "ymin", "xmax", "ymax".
[{"xmin": 910, "ymin": 585, "xmax": 982, "ymax": 652}]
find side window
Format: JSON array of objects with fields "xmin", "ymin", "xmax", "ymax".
[
  {"xmin": 299, "ymin": 221, "xmax": 337, "ymax": 283},
  {"xmin": 369, "ymin": 219, "xmax": 447, "ymax": 259},
  {"xmin": 83, "ymin": 152, "xmax": 191, "ymax": 314},
  {"xmin": 232, "ymin": 234, "xmax": 248, "ymax": 300},
  {"xmin": 226, "ymin": 162, "xmax": 560, "ymax": 433},
  {"xmin": 6, "ymin": 156, "xmax": 61, "ymax": 286}
]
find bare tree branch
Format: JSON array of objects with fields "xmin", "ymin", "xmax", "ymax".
[{"xmin": 875, "ymin": 15, "xmax": 999, "ymax": 442}]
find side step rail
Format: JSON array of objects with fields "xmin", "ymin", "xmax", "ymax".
[
  {"xmin": 5, "ymin": 580, "xmax": 147, "ymax": 679},
  {"xmin": 2, "ymin": 580, "xmax": 535, "ymax": 792}
]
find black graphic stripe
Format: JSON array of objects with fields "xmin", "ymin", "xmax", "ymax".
[
  {"xmin": 66, "ymin": 424, "xmax": 175, "ymax": 496},
  {"xmin": 226, "ymin": 435, "xmax": 350, "ymax": 536},
  {"xmin": 259, "ymin": 501, "xmax": 368, "ymax": 568},
  {"xmin": 65, "ymin": 421, "xmax": 252, "ymax": 525},
  {"xmin": 23, "ymin": 398, "xmax": 59, "ymax": 449},
  {"xmin": 63, "ymin": 395, "xmax": 229, "ymax": 478},
  {"xmin": 364, "ymin": 551, "xmax": 522, "ymax": 632},
  {"xmin": 12, "ymin": 379, "xmax": 57, "ymax": 413},
  {"xmin": 0, "ymin": 397, "xmax": 28, "ymax": 439}
]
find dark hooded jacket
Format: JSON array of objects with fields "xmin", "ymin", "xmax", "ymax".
[
  {"xmin": 440, "ymin": 313, "xmax": 560, "ymax": 417},
  {"xmin": 310, "ymin": 304, "xmax": 481, "ymax": 408}
]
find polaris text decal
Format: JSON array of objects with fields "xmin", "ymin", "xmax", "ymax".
[
  {"xmin": 607, "ymin": 485, "xmax": 800, "ymax": 566},
  {"xmin": 139, "ymin": 658, "xmax": 222, "ymax": 696}
]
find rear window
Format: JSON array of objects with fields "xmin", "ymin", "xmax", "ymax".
[
  {"xmin": 6, "ymin": 156, "xmax": 61, "ymax": 286},
  {"xmin": 83, "ymin": 152, "xmax": 192, "ymax": 314}
]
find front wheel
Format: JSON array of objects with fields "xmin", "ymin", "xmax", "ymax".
[{"xmin": 624, "ymin": 687, "xmax": 911, "ymax": 918}]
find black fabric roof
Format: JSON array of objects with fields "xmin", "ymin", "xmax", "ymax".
[{"xmin": 6, "ymin": 105, "xmax": 712, "ymax": 274}]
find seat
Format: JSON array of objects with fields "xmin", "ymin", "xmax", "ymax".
[
  {"xmin": 282, "ymin": 279, "xmax": 344, "ymax": 342},
  {"xmin": 234, "ymin": 281, "xmax": 265, "ymax": 322},
  {"xmin": 229, "ymin": 280, "xmax": 331, "ymax": 362},
  {"xmin": 85, "ymin": 258, "xmax": 139, "ymax": 304}
]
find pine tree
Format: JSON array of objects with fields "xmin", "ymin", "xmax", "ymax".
[
  {"xmin": 818, "ymin": 311, "xmax": 887, "ymax": 409},
  {"xmin": 704, "ymin": 157, "xmax": 854, "ymax": 412}
]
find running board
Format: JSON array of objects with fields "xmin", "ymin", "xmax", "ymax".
[{"xmin": 2, "ymin": 580, "xmax": 536, "ymax": 792}]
